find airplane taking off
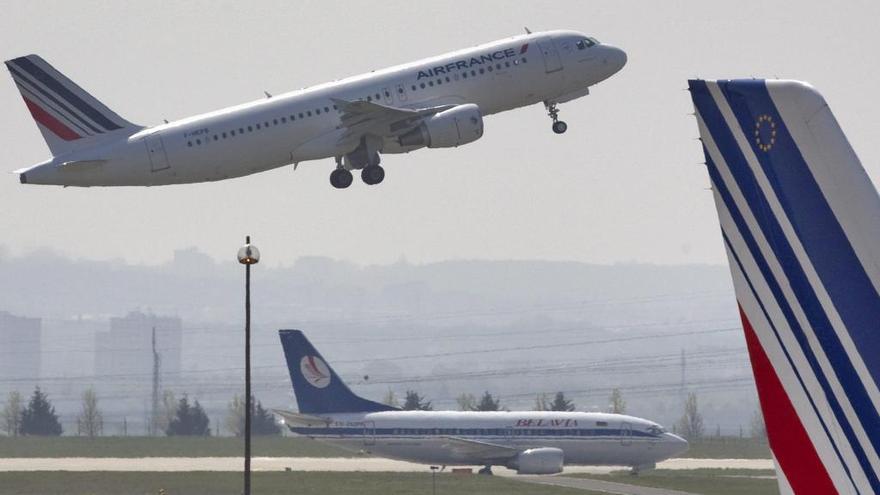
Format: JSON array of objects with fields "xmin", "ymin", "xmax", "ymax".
[
  {"xmin": 690, "ymin": 79, "xmax": 880, "ymax": 494},
  {"xmin": 6, "ymin": 30, "xmax": 626, "ymax": 189},
  {"xmin": 274, "ymin": 330, "xmax": 688, "ymax": 475}
]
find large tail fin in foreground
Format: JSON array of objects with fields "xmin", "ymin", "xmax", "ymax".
[
  {"xmin": 690, "ymin": 79, "xmax": 880, "ymax": 495},
  {"xmin": 279, "ymin": 329, "xmax": 397, "ymax": 415},
  {"xmin": 4, "ymin": 54, "xmax": 140, "ymax": 156}
]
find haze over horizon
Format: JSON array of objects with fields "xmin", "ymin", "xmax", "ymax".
[{"xmin": 2, "ymin": 1, "xmax": 878, "ymax": 267}]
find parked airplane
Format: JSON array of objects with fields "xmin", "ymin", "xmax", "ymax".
[
  {"xmin": 690, "ymin": 79, "xmax": 880, "ymax": 494},
  {"xmin": 274, "ymin": 330, "xmax": 687, "ymax": 475},
  {"xmin": 6, "ymin": 30, "xmax": 625, "ymax": 189}
]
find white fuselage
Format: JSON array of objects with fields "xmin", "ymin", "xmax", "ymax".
[
  {"xmin": 20, "ymin": 30, "xmax": 625, "ymax": 186},
  {"xmin": 286, "ymin": 410, "xmax": 688, "ymax": 469}
]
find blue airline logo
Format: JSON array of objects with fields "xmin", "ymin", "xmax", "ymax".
[{"xmin": 416, "ymin": 44, "xmax": 528, "ymax": 80}]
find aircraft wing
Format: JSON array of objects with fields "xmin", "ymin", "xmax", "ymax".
[
  {"xmin": 331, "ymin": 98, "xmax": 453, "ymax": 140},
  {"xmin": 272, "ymin": 409, "xmax": 331, "ymax": 427},
  {"xmin": 438, "ymin": 436, "xmax": 520, "ymax": 462}
]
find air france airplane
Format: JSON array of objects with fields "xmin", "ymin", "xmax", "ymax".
[
  {"xmin": 690, "ymin": 79, "xmax": 880, "ymax": 494},
  {"xmin": 275, "ymin": 330, "xmax": 688, "ymax": 475},
  {"xmin": 6, "ymin": 30, "xmax": 626, "ymax": 189}
]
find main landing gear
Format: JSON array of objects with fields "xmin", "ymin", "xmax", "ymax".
[
  {"xmin": 545, "ymin": 102, "xmax": 568, "ymax": 134},
  {"xmin": 329, "ymin": 166, "xmax": 385, "ymax": 188},
  {"xmin": 329, "ymin": 151, "xmax": 385, "ymax": 189},
  {"xmin": 361, "ymin": 165, "xmax": 385, "ymax": 185},
  {"xmin": 478, "ymin": 465, "xmax": 493, "ymax": 475},
  {"xmin": 329, "ymin": 168, "xmax": 353, "ymax": 189}
]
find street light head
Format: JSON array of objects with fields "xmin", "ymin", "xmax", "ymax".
[{"xmin": 238, "ymin": 243, "xmax": 260, "ymax": 265}]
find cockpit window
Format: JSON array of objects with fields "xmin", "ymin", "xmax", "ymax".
[
  {"xmin": 648, "ymin": 425, "xmax": 666, "ymax": 435},
  {"xmin": 576, "ymin": 38, "xmax": 598, "ymax": 50}
]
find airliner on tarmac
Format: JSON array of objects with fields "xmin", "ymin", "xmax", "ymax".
[
  {"xmin": 6, "ymin": 30, "xmax": 626, "ymax": 189},
  {"xmin": 690, "ymin": 79, "xmax": 880, "ymax": 494},
  {"xmin": 274, "ymin": 330, "xmax": 688, "ymax": 475}
]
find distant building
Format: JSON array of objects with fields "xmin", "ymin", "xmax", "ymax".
[
  {"xmin": 0, "ymin": 311, "xmax": 42, "ymax": 392},
  {"xmin": 41, "ymin": 317, "xmax": 103, "ymax": 380},
  {"xmin": 94, "ymin": 311, "xmax": 182, "ymax": 381}
]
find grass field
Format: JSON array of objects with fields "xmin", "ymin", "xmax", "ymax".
[
  {"xmin": 0, "ymin": 471, "xmax": 596, "ymax": 495},
  {"xmin": 573, "ymin": 468, "xmax": 780, "ymax": 495},
  {"xmin": 0, "ymin": 436, "xmax": 350, "ymax": 458},
  {"xmin": 682, "ymin": 438, "xmax": 771, "ymax": 459}
]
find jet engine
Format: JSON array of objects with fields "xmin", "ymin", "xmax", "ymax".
[
  {"xmin": 506, "ymin": 447, "xmax": 564, "ymax": 475},
  {"xmin": 398, "ymin": 104, "xmax": 483, "ymax": 149}
]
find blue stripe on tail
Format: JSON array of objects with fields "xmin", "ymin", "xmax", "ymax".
[
  {"xmin": 690, "ymin": 78, "xmax": 880, "ymax": 492},
  {"xmin": 9, "ymin": 56, "xmax": 122, "ymax": 131}
]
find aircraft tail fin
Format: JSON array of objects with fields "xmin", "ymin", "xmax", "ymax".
[
  {"xmin": 4, "ymin": 54, "xmax": 141, "ymax": 156},
  {"xmin": 689, "ymin": 79, "xmax": 880, "ymax": 495},
  {"xmin": 279, "ymin": 329, "xmax": 397, "ymax": 415}
]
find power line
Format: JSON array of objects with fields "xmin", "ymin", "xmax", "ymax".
[{"xmin": 0, "ymin": 325, "xmax": 742, "ymax": 383}]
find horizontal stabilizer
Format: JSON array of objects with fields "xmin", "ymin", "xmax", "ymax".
[
  {"xmin": 58, "ymin": 159, "xmax": 106, "ymax": 170},
  {"xmin": 272, "ymin": 409, "xmax": 330, "ymax": 427}
]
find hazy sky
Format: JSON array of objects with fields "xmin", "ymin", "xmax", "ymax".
[{"xmin": 2, "ymin": 1, "xmax": 878, "ymax": 267}]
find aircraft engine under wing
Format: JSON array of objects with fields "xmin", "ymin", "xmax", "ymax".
[
  {"xmin": 332, "ymin": 98, "xmax": 482, "ymax": 152},
  {"xmin": 506, "ymin": 447, "xmax": 564, "ymax": 474},
  {"xmin": 397, "ymin": 104, "xmax": 483, "ymax": 148}
]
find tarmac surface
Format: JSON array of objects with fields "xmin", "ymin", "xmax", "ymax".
[
  {"xmin": 0, "ymin": 456, "xmax": 773, "ymax": 473},
  {"xmin": 519, "ymin": 475, "xmax": 702, "ymax": 495}
]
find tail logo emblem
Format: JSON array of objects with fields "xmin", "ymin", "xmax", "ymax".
[
  {"xmin": 300, "ymin": 356, "xmax": 331, "ymax": 388},
  {"xmin": 754, "ymin": 114, "xmax": 777, "ymax": 152}
]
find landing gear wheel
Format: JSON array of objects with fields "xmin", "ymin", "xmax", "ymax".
[
  {"xmin": 545, "ymin": 102, "xmax": 567, "ymax": 134},
  {"xmin": 330, "ymin": 169, "xmax": 353, "ymax": 189},
  {"xmin": 552, "ymin": 121, "xmax": 568, "ymax": 134},
  {"xmin": 478, "ymin": 466, "xmax": 493, "ymax": 475},
  {"xmin": 361, "ymin": 165, "xmax": 385, "ymax": 185}
]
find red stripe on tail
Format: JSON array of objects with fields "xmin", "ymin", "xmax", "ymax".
[
  {"xmin": 22, "ymin": 97, "xmax": 81, "ymax": 141},
  {"xmin": 739, "ymin": 304, "xmax": 838, "ymax": 494}
]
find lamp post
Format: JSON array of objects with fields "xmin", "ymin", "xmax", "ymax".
[
  {"xmin": 430, "ymin": 465, "xmax": 439, "ymax": 495},
  {"xmin": 237, "ymin": 237, "xmax": 260, "ymax": 495}
]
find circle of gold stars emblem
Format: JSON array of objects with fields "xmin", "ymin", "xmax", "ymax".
[{"xmin": 754, "ymin": 114, "xmax": 776, "ymax": 152}]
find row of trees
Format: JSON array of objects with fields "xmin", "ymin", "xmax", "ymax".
[
  {"xmin": 385, "ymin": 388, "xmax": 627, "ymax": 414},
  {"xmin": 2, "ymin": 388, "xmax": 62, "ymax": 436},
  {"xmin": 4, "ymin": 387, "xmax": 766, "ymax": 441},
  {"xmin": 1, "ymin": 388, "xmax": 280, "ymax": 437}
]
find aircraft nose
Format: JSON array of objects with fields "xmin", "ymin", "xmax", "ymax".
[
  {"xmin": 603, "ymin": 45, "xmax": 627, "ymax": 75},
  {"xmin": 663, "ymin": 432, "xmax": 690, "ymax": 457},
  {"xmin": 19, "ymin": 172, "xmax": 27, "ymax": 184}
]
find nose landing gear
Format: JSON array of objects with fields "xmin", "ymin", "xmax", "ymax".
[{"xmin": 545, "ymin": 102, "xmax": 568, "ymax": 134}]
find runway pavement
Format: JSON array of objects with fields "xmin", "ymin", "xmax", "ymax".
[
  {"xmin": 0, "ymin": 456, "xmax": 773, "ymax": 473},
  {"xmin": 519, "ymin": 475, "xmax": 702, "ymax": 495}
]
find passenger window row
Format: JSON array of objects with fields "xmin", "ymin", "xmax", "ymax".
[
  {"xmin": 186, "ymin": 103, "xmax": 340, "ymax": 147},
  {"xmin": 187, "ymin": 56, "xmax": 530, "ymax": 147},
  {"xmin": 388, "ymin": 427, "xmax": 615, "ymax": 437}
]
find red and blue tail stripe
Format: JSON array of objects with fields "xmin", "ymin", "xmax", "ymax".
[
  {"xmin": 4, "ymin": 54, "xmax": 136, "ymax": 155},
  {"xmin": 690, "ymin": 79, "xmax": 880, "ymax": 495}
]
